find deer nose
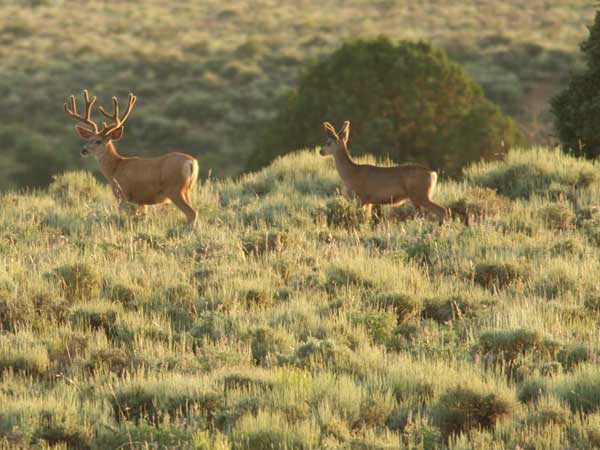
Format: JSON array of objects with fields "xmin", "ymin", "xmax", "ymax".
[{"xmin": 319, "ymin": 147, "xmax": 325, "ymax": 156}]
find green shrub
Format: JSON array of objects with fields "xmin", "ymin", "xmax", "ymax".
[
  {"xmin": 552, "ymin": 11, "xmax": 600, "ymax": 158},
  {"xmin": 249, "ymin": 327, "xmax": 293, "ymax": 366},
  {"xmin": 0, "ymin": 335, "xmax": 49, "ymax": 377},
  {"xmin": 249, "ymin": 37, "xmax": 525, "ymax": 176},
  {"xmin": 0, "ymin": 125, "xmax": 68, "ymax": 190},
  {"xmin": 478, "ymin": 328, "xmax": 560, "ymax": 358},
  {"xmin": 584, "ymin": 295, "xmax": 600, "ymax": 313},
  {"xmin": 526, "ymin": 396, "xmax": 570, "ymax": 428},
  {"xmin": 353, "ymin": 389, "xmax": 395, "ymax": 430},
  {"xmin": 465, "ymin": 148, "xmax": 599, "ymax": 199},
  {"xmin": 555, "ymin": 367, "xmax": 600, "ymax": 413},
  {"xmin": 241, "ymin": 231, "xmax": 286, "ymax": 256},
  {"xmin": 111, "ymin": 375, "xmax": 222, "ymax": 424},
  {"xmin": 388, "ymin": 323, "xmax": 419, "ymax": 351},
  {"xmin": 322, "ymin": 194, "xmax": 370, "ymax": 229},
  {"xmin": 540, "ymin": 201, "xmax": 576, "ymax": 230},
  {"xmin": 84, "ymin": 348, "xmax": 136, "ymax": 375},
  {"xmin": 191, "ymin": 312, "xmax": 234, "ymax": 343},
  {"xmin": 422, "ymin": 296, "xmax": 484, "ymax": 324},
  {"xmin": 0, "ymin": 396, "xmax": 93, "ymax": 450},
  {"xmin": 95, "ymin": 420, "xmax": 205, "ymax": 450},
  {"xmin": 351, "ymin": 310, "xmax": 396, "ymax": 345},
  {"xmin": 567, "ymin": 413, "xmax": 600, "ymax": 449},
  {"xmin": 48, "ymin": 171, "xmax": 104, "ymax": 207},
  {"xmin": 557, "ymin": 345, "xmax": 596, "ymax": 370},
  {"xmin": 232, "ymin": 411, "xmax": 318, "ymax": 450},
  {"xmin": 370, "ymin": 293, "xmax": 421, "ymax": 324},
  {"xmin": 475, "ymin": 329, "xmax": 560, "ymax": 371},
  {"xmin": 222, "ymin": 372, "xmax": 274, "ymax": 393},
  {"xmin": 325, "ymin": 266, "xmax": 375, "ymax": 293},
  {"xmin": 291, "ymin": 339, "xmax": 360, "ymax": 374},
  {"xmin": 69, "ymin": 303, "xmax": 120, "ymax": 336},
  {"xmin": 350, "ymin": 435, "xmax": 416, "ymax": 450},
  {"xmin": 473, "ymin": 262, "xmax": 524, "ymax": 290},
  {"xmin": 46, "ymin": 331, "xmax": 88, "ymax": 372},
  {"xmin": 242, "ymin": 288, "xmax": 273, "ymax": 308},
  {"xmin": 51, "ymin": 263, "xmax": 101, "ymax": 302},
  {"xmin": 518, "ymin": 378, "xmax": 547, "ymax": 404},
  {"xmin": 432, "ymin": 386, "xmax": 514, "ymax": 437},
  {"xmin": 535, "ymin": 267, "xmax": 579, "ymax": 299},
  {"xmin": 103, "ymin": 281, "xmax": 139, "ymax": 309},
  {"xmin": 0, "ymin": 296, "xmax": 33, "ymax": 331},
  {"xmin": 151, "ymin": 284, "xmax": 198, "ymax": 331},
  {"xmin": 448, "ymin": 187, "xmax": 509, "ymax": 224}
]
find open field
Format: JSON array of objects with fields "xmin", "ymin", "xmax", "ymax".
[
  {"xmin": 1, "ymin": 147, "xmax": 600, "ymax": 449},
  {"xmin": 0, "ymin": 1, "xmax": 595, "ymax": 189}
]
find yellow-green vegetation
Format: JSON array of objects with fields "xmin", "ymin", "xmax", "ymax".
[
  {"xmin": 1, "ymin": 147, "xmax": 600, "ymax": 449},
  {"xmin": 0, "ymin": 1, "xmax": 595, "ymax": 189}
]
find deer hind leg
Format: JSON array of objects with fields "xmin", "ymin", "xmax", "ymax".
[
  {"xmin": 410, "ymin": 197, "xmax": 449, "ymax": 224},
  {"xmin": 169, "ymin": 191, "xmax": 198, "ymax": 227},
  {"xmin": 423, "ymin": 200, "xmax": 449, "ymax": 224},
  {"xmin": 183, "ymin": 188, "xmax": 194, "ymax": 207}
]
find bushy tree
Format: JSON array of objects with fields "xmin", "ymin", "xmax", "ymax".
[
  {"xmin": 248, "ymin": 37, "xmax": 526, "ymax": 176},
  {"xmin": 552, "ymin": 11, "xmax": 600, "ymax": 158}
]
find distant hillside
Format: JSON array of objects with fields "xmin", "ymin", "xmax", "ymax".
[
  {"xmin": 0, "ymin": 1, "xmax": 595, "ymax": 190},
  {"xmin": 1, "ymin": 147, "xmax": 600, "ymax": 448}
]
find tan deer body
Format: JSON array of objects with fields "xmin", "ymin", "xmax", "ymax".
[
  {"xmin": 321, "ymin": 121, "xmax": 448, "ymax": 222},
  {"xmin": 64, "ymin": 90, "xmax": 199, "ymax": 226}
]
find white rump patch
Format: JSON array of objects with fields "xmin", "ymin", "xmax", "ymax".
[{"xmin": 183, "ymin": 159, "xmax": 198, "ymax": 179}]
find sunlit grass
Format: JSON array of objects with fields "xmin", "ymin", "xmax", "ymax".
[{"xmin": 0, "ymin": 147, "xmax": 600, "ymax": 448}]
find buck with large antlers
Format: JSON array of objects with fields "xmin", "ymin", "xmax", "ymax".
[
  {"xmin": 320, "ymin": 121, "xmax": 449, "ymax": 223},
  {"xmin": 64, "ymin": 90, "xmax": 199, "ymax": 226}
]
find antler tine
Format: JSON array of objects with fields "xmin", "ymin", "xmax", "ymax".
[
  {"xmin": 83, "ymin": 89, "xmax": 92, "ymax": 104},
  {"xmin": 99, "ymin": 93, "xmax": 137, "ymax": 135},
  {"xmin": 64, "ymin": 90, "xmax": 99, "ymax": 134},
  {"xmin": 120, "ymin": 94, "xmax": 137, "ymax": 124},
  {"xmin": 64, "ymin": 95, "xmax": 75, "ymax": 115},
  {"xmin": 98, "ymin": 98, "xmax": 115, "ymax": 121}
]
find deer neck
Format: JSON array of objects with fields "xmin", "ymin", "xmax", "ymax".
[
  {"xmin": 333, "ymin": 145, "xmax": 358, "ymax": 183},
  {"xmin": 96, "ymin": 142, "xmax": 124, "ymax": 180}
]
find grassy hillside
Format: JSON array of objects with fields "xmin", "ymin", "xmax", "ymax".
[
  {"xmin": 1, "ymin": 147, "xmax": 600, "ymax": 449},
  {"xmin": 0, "ymin": 1, "xmax": 595, "ymax": 189}
]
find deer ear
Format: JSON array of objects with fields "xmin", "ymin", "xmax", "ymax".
[
  {"xmin": 339, "ymin": 121, "xmax": 350, "ymax": 143},
  {"xmin": 109, "ymin": 126, "xmax": 124, "ymax": 141},
  {"xmin": 75, "ymin": 126, "xmax": 95, "ymax": 140}
]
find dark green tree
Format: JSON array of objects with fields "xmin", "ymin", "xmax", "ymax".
[
  {"xmin": 552, "ymin": 11, "xmax": 600, "ymax": 158},
  {"xmin": 248, "ymin": 37, "xmax": 526, "ymax": 176}
]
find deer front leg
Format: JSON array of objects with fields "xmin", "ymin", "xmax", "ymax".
[
  {"xmin": 109, "ymin": 182, "xmax": 128, "ymax": 212},
  {"xmin": 371, "ymin": 204, "xmax": 383, "ymax": 226},
  {"xmin": 135, "ymin": 204, "xmax": 148, "ymax": 216},
  {"xmin": 363, "ymin": 203, "xmax": 372, "ymax": 217}
]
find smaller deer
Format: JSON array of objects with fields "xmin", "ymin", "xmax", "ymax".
[
  {"xmin": 65, "ymin": 90, "xmax": 199, "ymax": 226},
  {"xmin": 320, "ymin": 121, "xmax": 449, "ymax": 223}
]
